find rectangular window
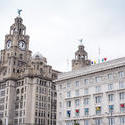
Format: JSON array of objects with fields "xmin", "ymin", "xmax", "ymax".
[
  {"xmin": 84, "ymin": 79, "xmax": 89, "ymax": 85},
  {"xmin": 0, "ymin": 98, "xmax": 4, "ymax": 103},
  {"xmin": 67, "ymin": 110, "xmax": 71, "ymax": 118},
  {"xmin": 84, "ymin": 120, "xmax": 89, "ymax": 125},
  {"xmin": 75, "ymin": 99, "xmax": 80, "ymax": 107},
  {"xmin": 108, "ymin": 74, "xmax": 113, "ymax": 79},
  {"xmin": 59, "ymin": 112, "xmax": 62, "ymax": 117},
  {"xmin": 108, "ymin": 83, "xmax": 113, "ymax": 90},
  {"xmin": 95, "ymin": 96, "xmax": 102, "ymax": 103},
  {"xmin": 75, "ymin": 89, "xmax": 79, "ymax": 96},
  {"xmin": 120, "ymin": 104, "xmax": 125, "ymax": 113},
  {"xmin": 66, "ymin": 121, "xmax": 73, "ymax": 125},
  {"xmin": 108, "ymin": 94, "xmax": 114, "ymax": 102},
  {"xmin": 120, "ymin": 92, "xmax": 125, "ymax": 100},
  {"xmin": 84, "ymin": 108, "xmax": 89, "ymax": 116},
  {"xmin": 96, "ymin": 107, "xmax": 101, "ymax": 115},
  {"xmin": 0, "ymin": 105, "xmax": 4, "ymax": 110},
  {"xmin": 84, "ymin": 88, "xmax": 89, "ymax": 95},
  {"xmin": 120, "ymin": 116, "xmax": 125, "ymax": 125},
  {"xmin": 66, "ymin": 101, "xmax": 71, "ymax": 108},
  {"xmin": 59, "ymin": 102, "xmax": 62, "ymax": 108},
  {"xmin": 95, "ymin": 77, "xmax": 101, "ymax": 83},
  {"xmin": 84, "ymin": 98, "xmax": 89, "ymax": 105},
  {"xmin": 109, "ymin": 105, "xmax": 114, "ymax": 113},
  {"xmin": 59, "ymin": 85, "xmax": 62, "ymax": 89},
  {"xmin": 67, "ymin": 91, "xmax": 71, "ymax": 98},
  {"xmin": 119, "ymin": 81, "xmax": 125, "ymax": 89},
  {"xmin": 95, "ymin": 86, "xmax": 101, "ymax": 92},
  {"xmin": 119, "ymin": 71, "xmax": 125, "ymax": 78},
  {"xmin": 108, "ymin": 118, "xmax": 115, "ymax": 125},
  {"xmin": 95, "ymin": 119, "xmax": 102, "ymax": 125},
  {"xmin": 75, "ymin": 109, "xmax": 80, "ymax": 117},
  {"xmin": 1, "ymin": 90, "xmax": 5, "ymax": 96},
  {"xmin": 67, "ymin": 83, "xmax": 70, "ymax": 88},
  {"xmin": 75, "ymin": 81, "xmax": 79, "ymax": 87}
]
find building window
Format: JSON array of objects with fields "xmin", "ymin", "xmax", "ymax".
[
  {"xmin": 66, "ymin": 121, "xmax": 72, "ymax": 125},
  {"xmin": 84, "ymin": 88, "xmax": 89, "ymax": 95},
  {"xmin": 119, "ymin": 71, "xmax": 125, "ymax": 78},
  {"xmin": 120, "ymin": 104, "xmax": 125, "ymax": 112},
  {"xmin": 95, "ymin": 96, "xmax": 102, "ymax": 103},
  {"xmin": 108, "ymin": 94, "xmax": 114, "ymax": 102},
  {"xmin": 59, "ymin": 112, "xmax": 62, "ymax": 117},
  {"xmin": 1, "ymin": 90, "xmax": 5, "ymax": 96},
  {"xmin": 120, "ymin": 92, "xmax": 125, "ymax": 100},
  {"xmin": 95, "ymin": 119, "xmax": 102, "ymax": 125},
  {"xmin": 66, "ymin": 101, "xmax": 71, "ymax": 107},
  {"xmin": 59, "ymin": 102, "xmax": 62, "ymax": 108},
  {"xmin": 67, "ymin": 91, "xmax": 71, "ymax": 98},
  {"xmin": 95, "ymin": 86, "xmax": 101, "ymax": 92},
  {"xmin": 67, "ymin": 83, "xmax": 70, "ymax": 88},
  {"xmin": 84, "ymin": 108, "xmax": 89, "ymax": 116},
  {"xmin": 75, "ymin": 81, "xmax": 79, "ymax": 87},
  {"xmin": 59, "ymin": 85, "xmax": 62, "ymax": 89},
  {"xmin": 75, "ymin": 89, "xmax": 79, "ymax": 96},
  {"xmin": 67, "ymin": 110, "xmax": 71, "ymax": 118},
  {"xmin": 75, "ymin": 99, "xmax": 80, "ymax": 107},
  {"xmin": 120, "ymin": 116, "xmax": 125, "ymax": 125},
  {"xmin": 108, "ymin": 118, "xmax": 115, "ymax": 125},
  {"xmin": 95, "ymin": 77, "xmax": 101, "ymax": 83},
  {"xmin": 84, "ymin": 98, "xmax": 89, "ymax": 105},
  {"xmin": 59, "ymin": 93, "xmax": 62, "ymax": 98},
  {"xmin": 96, "ymin": 107, "xmax": 101, "ymax": 115},
  {"xmin": 75, "ymin": 109, "xmax": 80, "ymax": 117},
  {"xmin": 84, "ymin": 79, "xmax": 89, "ymax": 85},
  {"xmin": 14, "ymin": 119, "xmax": 18, "ymax": 124},
  {"xmin": 0, "ymin": 105, "xmax": 4, "ymax": 110},
  {"xmin": 108, "ymin": 74, "xmax": 113, "ymax": 79},
  {"xmin": 108, "ymin": 83, "xmax": 113, "ymax": 90},
  {"xmin": 109, "ymin": 105, "xmax": 114, "ymax": 113},
  {"xmin": 84, "ymin": 120, "xmax": 89, "ymax": 125},
  {"xmin": 119, "ymin": 81, "xmax": 125, "ymax": 89}
]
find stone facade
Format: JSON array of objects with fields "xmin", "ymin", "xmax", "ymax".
[
  {"xmin": 0, "ymin": 16, "xmax": 59, "ymax": 125},
  {"xmin": 56, "ymin": 45, "xmax": 125, "ymax": 125}
]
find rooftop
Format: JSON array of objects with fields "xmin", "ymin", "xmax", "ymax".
[{"xmin": 55, "ymin": 57, "xmax": 125, "ymax": 82}]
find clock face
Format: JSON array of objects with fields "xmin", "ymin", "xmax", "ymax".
[
  {"xmin": 18, "ymin": 40, "xmax": 26, "ymax": 50},
  {"xmin": 6, "ymin": 40, "xmax": 12, "ymax": 49}
]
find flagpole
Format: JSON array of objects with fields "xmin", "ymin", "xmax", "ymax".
[{"xmin": 98, "ymin": 47, "xmax": 100, "ymax": 63}]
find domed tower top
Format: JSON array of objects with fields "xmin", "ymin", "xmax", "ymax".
[
  {"xmin": 75, "ymin": 45, "xmax": 87, "ymax": 60},
  {"xmin": 72, "ymin": 40, "xmax": 91, "ymax": 70},
  {"xmin": 9, "ymin": 16, "xmax": 26, "ymax": 36}
]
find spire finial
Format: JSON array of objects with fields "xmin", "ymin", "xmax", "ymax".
[
  {"xmin": 78, "ymin": 38, "xmax": 84, "ymax": 45},
  {"xmin": 79, "ymin": 39, "xmax": 83, "ymax": 44},
  {"xmin": 17, "ymin": 9, "xmax": 22, "ymax": 16}
]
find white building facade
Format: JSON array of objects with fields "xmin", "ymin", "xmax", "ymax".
[{"xmin": 56, "ymin": 44, "xmax": 125, "ymax": 125}]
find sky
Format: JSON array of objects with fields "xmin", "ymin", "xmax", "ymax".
[{"xmin": 0, "ymin": 0, "xmax": 125, "ymax": 72}]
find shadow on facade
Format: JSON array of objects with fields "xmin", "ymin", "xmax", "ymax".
[{"xmin": 0, "ymin": 119, "xmax": 2, "ymax": 125}]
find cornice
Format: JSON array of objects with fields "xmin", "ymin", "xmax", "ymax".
[
  {"xmin": 55, "ymin": 57, "xmax": 125, "ymax": 82},
  {"xmin": 0, "ymin": 74, "xmax": 53, "ymax": 84}
]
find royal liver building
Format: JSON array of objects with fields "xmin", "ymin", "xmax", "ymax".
[{"xmin": 0, "ymin": 15, "xmax": 58, "ymax": 125}]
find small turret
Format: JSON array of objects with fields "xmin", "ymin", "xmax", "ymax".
[
  {"xmin": 10, "ymin": 17, "xmax": 26, "ymax": 36},
  {"xmin": 72, "ymin": 44, "xmax": 91, "ymax": 70}
]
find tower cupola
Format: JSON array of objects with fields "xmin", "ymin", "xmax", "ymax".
[
  {"xmin": 10, "ymin": 17, "xmax": 26, "ymax": 36},
  {"xmin": 72, "ymin": 41, "xmax": 91, "ymax": 70}
]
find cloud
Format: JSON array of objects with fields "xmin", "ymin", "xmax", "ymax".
[{"xmin": 0, "ymin": 0, "xmax": 125, "ymax": 71}]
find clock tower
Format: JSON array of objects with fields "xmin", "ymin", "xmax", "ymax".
[
  {"xmin": 0, "ymin": 14, "xmax": 59, "ymax": 125},
  {"xmin": 1, "ymin": 16, "xmax": 32, "ymax": 78}
]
